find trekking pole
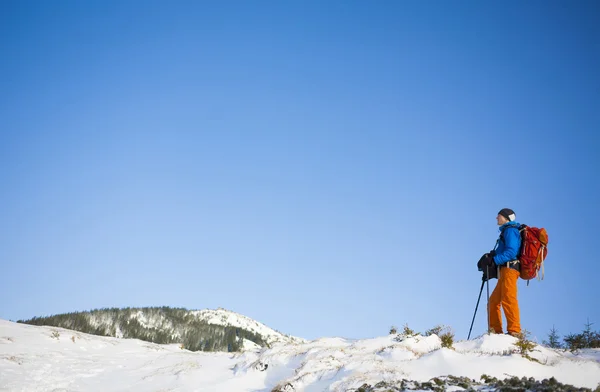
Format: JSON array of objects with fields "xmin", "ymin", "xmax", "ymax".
[
  {"xmin": 467, "ymin": 279, "xmax": 485, "ymax": 340},
  {"xmin": 486, "ymin": 265, "xmax": 491, "ymax": 333}
]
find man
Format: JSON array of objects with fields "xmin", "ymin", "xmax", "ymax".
[{"xmin": 477, "ymin": 208, "xmax": 522, "ymax": 336}]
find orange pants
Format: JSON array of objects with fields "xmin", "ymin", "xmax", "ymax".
[{"xmin": 488, "ymin": 267, "xmax": 521, "ymax": 335}]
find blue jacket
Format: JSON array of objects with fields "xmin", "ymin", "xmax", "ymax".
[{"xmin": 493, "ymin": 222, "xmax": 521, "ymax": 265}]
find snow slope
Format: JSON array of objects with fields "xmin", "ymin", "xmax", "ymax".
[
  {"xmin": 21, "ymin": 307, "xmax": 304, "ymax": 350},
  {"xmin": 1, "ymin": 319, "xmax": 599, "ymax": 391},
  {"xmin": 188, "ymin": 308, "xmax": 305, "ymax": 346}
]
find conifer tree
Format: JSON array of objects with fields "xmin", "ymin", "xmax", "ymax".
[{"xmin": 543, "ymin": 325, "xmax": 562, "ymax": 349}]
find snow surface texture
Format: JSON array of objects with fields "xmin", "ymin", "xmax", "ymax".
[{"xmin": 1, "ymin": 319, "xmax": 599, "ymax": 391}]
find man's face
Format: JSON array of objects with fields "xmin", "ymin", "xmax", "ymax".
[{"xmin": 497, "ymin": 214, "xmax": 508, "ymax": 226}]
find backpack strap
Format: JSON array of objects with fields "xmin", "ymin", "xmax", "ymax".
[
  {"xmin": 493, "ymin": 237, "xmax": 500, "ymax": 251},
  {"xmin": 497, "ymin": 224, "xmax": 524, "ymax": 261},
  {"xmin": 538, "ymin": 245, "xmax": 546, "ymax": 281},
  {"xmin": 498, "ymin": 224, "xmax": 523, "ymax": 244}
]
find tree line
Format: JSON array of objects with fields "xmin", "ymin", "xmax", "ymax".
[
  {"xmin": 18, "ymin": 306, "xmax": 267, "ymax": 352},
  {"xmin": 543, "ymin": 320, "xmax": 600, "ymax": 351}
]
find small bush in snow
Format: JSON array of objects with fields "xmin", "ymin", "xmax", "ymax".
[
  {"xmin": 51, "ymin": 330, "xmax": 60, "ymax": 340},
  {"xmin": 389, "ymin": 325, "xmax": 398, "ymax": 335},
  {"xmin": 425, "ymin": 325, "xmax": 454, "ymax": 349},
  {"xmin": 393, "ymin": 324, "xmax": 419, "ymax": 343},
  {"xmin": 424, "ymin": 325, "xmax": 443, "ymax": 337},
  {"xmin": 402, "ymin": 324, "xmax": 415, "ymax": 337},
  {"xmin": 440, "ymin": 330, "xmax": 454, "ymax": 349},
  {"xmin": 513, "ymin": 330, "xmax": 537, "ymax": 360}
]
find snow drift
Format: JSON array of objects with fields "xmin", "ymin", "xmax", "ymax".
[{"xmin": 1, "ymin": 319, "xmax": 599, "ymax": 391}]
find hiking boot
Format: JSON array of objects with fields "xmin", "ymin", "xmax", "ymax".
[{"xmin": 506, "ymin": 332, "xmax": 520, "ymax": 337}]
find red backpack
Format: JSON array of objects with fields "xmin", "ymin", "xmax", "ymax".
[{"xmin": 517, "ymin": 225, "xmax": 549, "ymax": 282}]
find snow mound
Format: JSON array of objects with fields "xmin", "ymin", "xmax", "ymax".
[{"xmin": 1, "ymin": 320, "xmax": 599, "ymax": 392}]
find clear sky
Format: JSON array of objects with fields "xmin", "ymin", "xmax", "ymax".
[{"xmin": 1, "ymin": 0, "xmax": 598, "ymax": 342}]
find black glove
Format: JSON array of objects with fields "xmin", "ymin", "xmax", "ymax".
[
  {"xmin": 477, "ymin": 254, "xmax": 487, "ymax": 271},
  {"xmin": 477, "ymin": 253, "xmax": 495, "ymax": 271},
  {"xmin": 486, "ymin": 253, "xmax": 496, "ymax": 267},
  {"xmin": 481, "ymin": 254, "xmax": 499, "ymax": 281}
]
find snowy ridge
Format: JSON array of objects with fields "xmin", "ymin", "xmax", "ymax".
[
  {"xmin": 19, "ymin": 307, "xmax": 304, "ymax": 350},
  {"xmin": 188, "ymin": 308, "xmax": 305, "ymax": 346},
  {"xmin": 1, "ymin": 319, "xmax": 599, "ymax": 391},
  {"xmin": 235, "ymin": 334, "xmax": 600, "ymax": 390}
]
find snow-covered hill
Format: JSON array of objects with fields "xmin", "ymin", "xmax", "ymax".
[
  {"xmin": 1, "ymin": 319, "xmax": 599, "ymax": 391},
  {"xmin": 18, "ymin": 307, "xmax": 304, "ymax": 351},
  {"xmin": 188, "ymin": 308, "xmax": 305, "ymax": 346}
]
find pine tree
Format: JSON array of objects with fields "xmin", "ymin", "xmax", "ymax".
[
  {"xmin": 543, "ymin": 325, "xmax": 562, "ymax": 349},
  {"xmin": 564, "ymin": 333, "xmax": 586, "ymax": 352},
  {"xmin": 583, "ymin": 319, "xmax": 594, "ymax": 348}
]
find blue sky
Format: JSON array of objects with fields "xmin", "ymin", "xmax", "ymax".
[{"xmin": 1, "ymin": 0, "xmax": 598, "ymax": 342}]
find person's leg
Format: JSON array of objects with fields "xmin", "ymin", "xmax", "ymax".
[
  {"xmin": 502, "ymin": 268, "xmax": 521, "ymax": 335},
  {"xmin": 488, "ymin": 271, "xmax": 503, "ymax": 334}
]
